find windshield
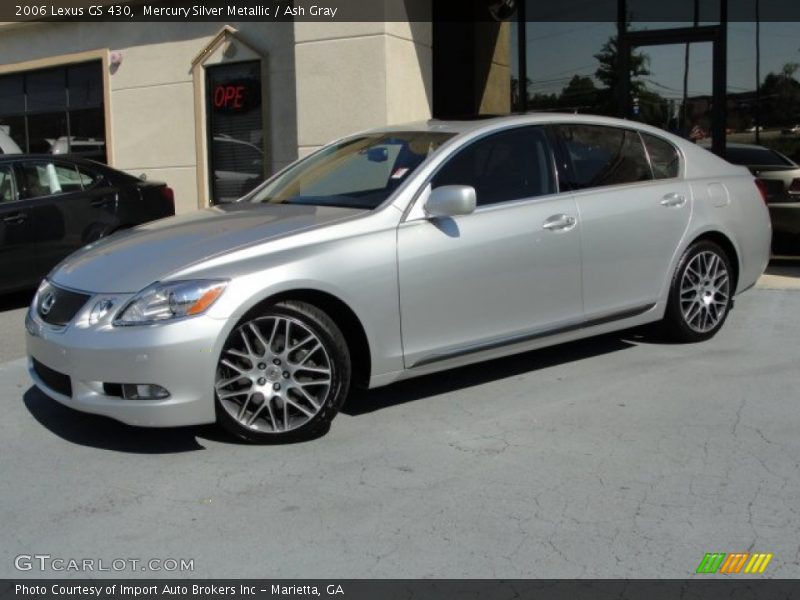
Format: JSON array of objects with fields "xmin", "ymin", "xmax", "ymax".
[{"xmin": 245, "ymin": 131, "xmax": 455, "ymax": 209}]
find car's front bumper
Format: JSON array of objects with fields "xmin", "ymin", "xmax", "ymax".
[{"xmin": 25, "ymin": 306, "xmax": 226, "ymax": 427}]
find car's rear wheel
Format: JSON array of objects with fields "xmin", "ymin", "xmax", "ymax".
[
  {"xmin": 664, "ymin": 240, "xmax": 733, "ymax": 342},
  {"xmin": 215, "ymin": 301, "xmax": 351, "ymax": 443}
]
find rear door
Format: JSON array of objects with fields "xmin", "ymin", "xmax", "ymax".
[
  {"xmin": 0, "ymin": 162, "xmax": 38, "ymax": 292},
  {"xmin": 18, "ymin": 159, "xmax": 120, "ymax": 275},
  {"xmin": 551, "ymin": 124, "xmax": 691, "ymax": 317}
]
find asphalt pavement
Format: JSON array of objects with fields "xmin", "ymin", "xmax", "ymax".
[{"xmin": 0, "ymin": 282, "xmax": 798, "ymax": 578}]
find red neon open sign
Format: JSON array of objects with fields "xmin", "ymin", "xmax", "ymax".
[
  {"xmin": 213, "ymin": 85, "xmax": 246, "ymax": 109},
  {"xmin": 210, "ymin": 78, "xmax": 260, "ymax": 113}
]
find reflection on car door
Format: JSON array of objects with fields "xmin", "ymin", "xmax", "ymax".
[
  {"xmin": 18, "ymin": 159, "xmax": 120, "ymax": 275},
  {"xmin": 0, "ymin": 163, "xmax": 38, "ymax": 292},
  {"xmin": 397, "ymin": 126, "xmax": 583, "ymax": 368},
  {"xmin": 552, "ymin": 124, "xmax": 691, "ymax": 316}
]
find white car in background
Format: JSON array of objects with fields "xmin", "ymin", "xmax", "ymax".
[{"xmin": 0, "ymin": 129, "xmax": 22, "ymax": 154}]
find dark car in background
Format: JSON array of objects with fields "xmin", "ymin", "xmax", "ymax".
[
  {"xmin": 721, "ymin": 143, "xmax": 800, "ymax": 256},
  {"xmin": 0, "ymin": 155, "xmax": 175, "ymax": 294}
]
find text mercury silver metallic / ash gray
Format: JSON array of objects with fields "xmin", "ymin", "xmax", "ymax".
[{"xmin": 25, "ymin": 114, "xmax": 771, "ymax": 442}]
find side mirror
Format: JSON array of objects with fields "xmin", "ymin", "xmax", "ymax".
[{"xmin": 424, "ymin": 185, "xmax": 476, "ymax": 218}]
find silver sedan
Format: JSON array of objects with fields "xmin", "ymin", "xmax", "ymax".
[{"xmin": 25, "ymin": 115, "xmax": 771, "ymax": 442}]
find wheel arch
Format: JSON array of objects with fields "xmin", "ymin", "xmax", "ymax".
[
  {"xmin": 688, "ymin": 230, "xmax": 740, "ymax": 292},
  {"xmin": 238, "ymin": 288, "xmax": 372, "ymax": 389}
]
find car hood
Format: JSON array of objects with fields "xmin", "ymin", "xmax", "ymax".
[{"xmin": 49, "ymin": 203, "xmax": 366, "ymax": 293}]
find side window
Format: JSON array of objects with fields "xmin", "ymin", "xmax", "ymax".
[
  {"xmin": 20, "ymin": 162, "xmax": 82, "ymax": 198},
  {"xmin": 0, "ymin": 166, "xmax": 16, "ymax": 202},
  {"xmin": 432, "ymin": 126, "xmax": 556, "ymax": 206},
  {"xmin": 76, "ymin": 167, "xmax": 101, "ymax": 189},
  {"xmin": 641, "ymin": 133, "xmax": 680, "ymax": 179},
  {"xmin": 556, "ymin": 125, "xmax": 652, "ymax": 189}
]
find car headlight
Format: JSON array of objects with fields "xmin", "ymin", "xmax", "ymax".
[{"xmin": 114, "ymin": 280, "xmax": 227, "ymax": 326}]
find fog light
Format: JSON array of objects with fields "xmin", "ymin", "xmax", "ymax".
[{"xmin": 121, "ymin": 384, "xmax": 170, "ymax": 400}]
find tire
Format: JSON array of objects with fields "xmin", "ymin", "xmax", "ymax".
[
  {"xmin": 215, "ymin": 301, "xmax": 351, "ymax": 443},
  {"xmin": 663, "ymin": 240, "xmax": 734, "ymax": 343}
]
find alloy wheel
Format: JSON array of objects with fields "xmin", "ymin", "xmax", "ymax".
[
  {"xmin": 679, "ymin": 250, "xmax": 731, "ymax": 333},
  {"xmin": 215, "ymin": 316, "xmax": 333, "ymax": 433}
]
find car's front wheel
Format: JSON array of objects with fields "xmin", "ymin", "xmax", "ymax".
[
  {"xmin": 663, "ymin": 240, "xmax": 734, "ymax": 342},
  {"xmin": 215, "ymin": 301, "xmax": 351, "ymax": 443}
]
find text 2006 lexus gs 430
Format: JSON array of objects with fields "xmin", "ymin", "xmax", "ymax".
[{"xmin": 26, "ymin": 115, "xmax": 771, "ymax": 442}]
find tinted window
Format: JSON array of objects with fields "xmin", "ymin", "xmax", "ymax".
[
  {"xmin": 206, "ymin": 61, "xmax": 264, "ymax": 203},
  {"xmin": 641, "ymin": 133, "xmax": 680, "ymax": 179},
  {"xmin": 0, "ymin": 166, "xmax": 16, "ymax": 202},
  {"xmin": 725, "ymin": 146, "xmax": 795, "ymax": 167},
  {"xmin": 0, "ymin": 62, "xmax": 106, "ymax": 161},
  {"xmin": 556, "ymin": 125, "xmax": 652, "ymax": 189},
  {"xmin": 76, "ymin": 167, "xmax": 101, "ymax": 188},
  {"xmin": 432, "ymin": 126, "xmax": 556, "ymax": 206},
  {"xmin": 20, "ymin": 162, "xmax": 82, "ymax": 198}
]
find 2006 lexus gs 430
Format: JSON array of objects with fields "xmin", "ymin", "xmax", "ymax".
[{"xmin": 26, "ymin": 115, "xmax": 771, "ymax": 443}]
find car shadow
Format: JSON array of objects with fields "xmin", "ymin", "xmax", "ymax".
[
  {"xmin": 23, "ymin": 386, "xmax": 329, "ymax": 453},
  {"xmin": 342, "ymin": 330, "xmax": 640, "ymax": 416},
  {"xmin": 23, "ymin": 327, "xmax": 652, "ymax": 451},
  {"xmin": 23, "ymin": 386, "xmax": 216, "ymax": 453}
]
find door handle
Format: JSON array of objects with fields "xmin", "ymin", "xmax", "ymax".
[
  {"xmin": 542, "ymin": 214, "xmax": 577, "ymax": 232},
  {"xmin": 90, "ymin": 197, "xmax": 113, "ymax": 207},
  {"xmin": 660, "ymin": 193, "xmax": 687, "ymax": 207},
  {"xmin": 2, "ymin": 212, "xmax": 27, "ymax": 224}
]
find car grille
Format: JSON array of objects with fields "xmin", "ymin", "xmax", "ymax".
[
  {"xmin": 36, "ymin": 282, "xmax": 91, "ymax": 327},
  {"xmin": 32, "ymin": 358, "xmax": 73, "ymax": 397}
]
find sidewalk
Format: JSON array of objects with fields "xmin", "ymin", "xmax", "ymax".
[{"xmin": 756, "ymin": 262, "xmax": 800, "ymax": 290}]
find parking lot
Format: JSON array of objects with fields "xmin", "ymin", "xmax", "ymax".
[{"xmin": 1, "ymin": 268, "xmax": 799, "ymax": 579}]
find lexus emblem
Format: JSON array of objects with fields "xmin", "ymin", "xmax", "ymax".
[{"xmin": 40, "ymin": 292, "xmax": 56, "ymax": 316}]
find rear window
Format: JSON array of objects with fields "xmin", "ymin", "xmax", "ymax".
[
  {"xmin": 555, "ymin": 124, "xmax": 652, "ymax": 190},
  {"xmin": 725, "ymin": 146, "xmax": 794, "ymax": 167},
  {"xmin": 641, "ymin": 133, "xmax": 680, "ymax": 179}
]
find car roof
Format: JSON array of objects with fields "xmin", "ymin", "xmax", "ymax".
[
  {"xmin": 356, "ymin": 113, "xmax": 748, "ymax": 180},
  {"xmin": 361, "ymin": 112, "xmax": 682, "ymax": 138}
]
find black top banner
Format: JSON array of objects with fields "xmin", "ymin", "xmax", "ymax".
[{"xmin": 2, "ymin": 0, "xmax": 800, "ymax": 23}]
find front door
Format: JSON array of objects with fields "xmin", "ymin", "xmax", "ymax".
[{"xmin": 397, "ymin": 126, "xmax": 583, "ymax": 368}]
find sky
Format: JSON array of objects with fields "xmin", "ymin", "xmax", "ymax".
[{"xmin": 513, "ymin": 21, "xmax": 800, "ymax": 98}]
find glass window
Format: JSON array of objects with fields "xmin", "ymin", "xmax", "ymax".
[
  {"xmin": 432, "ymin": 127, "xmax": 556, "ymax": 206},
  {"xmin": 67, "ymin": 63, "xmax": 103, "ymax": 109},
  {"xmin": 76, "ymin": 166, "xmax": 101, "ymax": 188},
  {"xmin": 555, "ymin": 125, "xmax": 652, "ymax": 189},
  {"xmin": 0, "ymin": 75, "xmax": 25, "ymax": 116},
  {"xmin": 26, "ymin": 68, "xmax": 66, "ymax": 113},
  {"xmin": 248, "ymin": 131, "xmax": 453, "ymax": 209},
  {"xmin": 0, "ymin": 166, "xmax": 17, "ymax": 203},
  {"xmin": 206, "ymin": 61, "xmax": 265, "ymax": 204},
  {"xmin": 641, "ymin": 133, "xmax": 680, "ymax": 178},
  {"xmin": 20, "ymin": 161, "xmax": 82, "ymax": 198},
  {"xmin": 0, "ymin": 61, "xmax": 106, "ymax": 163}
]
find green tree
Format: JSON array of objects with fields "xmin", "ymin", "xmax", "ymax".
[
  {"xmin": 759, "ymin": 63, "xmax": 800, "ymax": 127},
  {"xmin": 558, "ymin": 75, "xmax": 598, "ymax": 111},
  {"xmin": 594, "ymin": 35, "xmax": 651, "ymax": 116}
]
